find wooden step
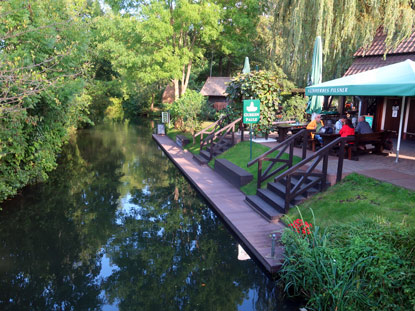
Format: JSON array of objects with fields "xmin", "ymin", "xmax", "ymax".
[
  {"xmin": 193, "ymin": 154, "xmax": 209, "ymax": 165},
  {"xmin": 200, "ymin": 150, "xmax": 211, "ymax": 160},
  {"xmin": 245, "ymin": 195, "xmax": 283, "ymax": 223},
  {"xmin": 256, "ymin": 188, "xmax": 287, "ymax": 214},
  {"xmin": 268, "ymin": 181, "xmax": 309, "ymax": 202}
]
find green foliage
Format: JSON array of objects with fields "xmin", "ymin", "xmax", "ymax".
[
  {"xmin": 281, "ymin": 219, "xmax": 415, "ymax": 310},
  {"xmin": 207, "ymin": 0, "xmax": 265, "ymax": 76},
  {"xmin": 105, "ymin": 97, "xmax": 125, "ymax": 121},
  {"xmin": 0, "ymin": 0, "xmax": 91, "ymax": 202},
  {"xmin": 96, "ymin": 0, "xmax": 221, "ymax": 102},
  {"xmin": 226, "ymin": 69, "xmax": 294, "ymax": 135},
  {"xmin": 281, "ymin": 95, "xmax": 308, "ymax": 123},
  {"xmin": 270, "ymin": 0, "xmax": 415, "ymax": 86},
  {"xmin": 169, "ymin": 90, "xmax": 206, "ymax": 137}
]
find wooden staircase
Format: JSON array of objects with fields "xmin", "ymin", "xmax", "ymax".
[
  {"xmin": 245, "ymin": 129, "xmax": 347, "ymax": 222},
  {"xmin": 193, "ymin": 117, "xmax": 242, "ymax": 165}
]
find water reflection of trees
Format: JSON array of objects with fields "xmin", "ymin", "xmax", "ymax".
[
  {"xmin": 0, "ymin": 127, "xmax": 124, "ymax": 310},
  {"xmin": 103, "ymin": 164, "xmax": 260, "ymax": 311},
  {"xmin": 0, "ymin": 120, "xmax": 295, "ymax": 311}
]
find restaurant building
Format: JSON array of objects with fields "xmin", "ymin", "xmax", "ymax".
[{"xmin": 343, "ymin": 28, "xmax": 415, "ymax": 139}]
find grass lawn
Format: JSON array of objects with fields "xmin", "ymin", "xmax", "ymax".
[
  {"xmin": 285, "ymin": 172, "xmax": 415, "ymax": 227},
  {"xmin": 210, "ymin": 141, "xmax": 302, "ymax": 195},
  {"xmin": 165, "ymin": 127, "xmax": 415, "ymax": 229},
  {"xmin": 166, "ymin": 121, "xmax": 214, "ymax": 155}
]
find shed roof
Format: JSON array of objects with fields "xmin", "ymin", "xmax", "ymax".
[{"xmin": 200, "ymin": 77, "xmax": 231, "ymax": 97}]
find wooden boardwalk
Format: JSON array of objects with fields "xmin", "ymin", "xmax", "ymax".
[{"xmin": 152, "ymin": 134, "xmax": 286, "ymax": 273}]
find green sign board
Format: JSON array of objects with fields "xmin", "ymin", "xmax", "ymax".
[{"xmin": 243, "ymin": 99, "xmax": 260, "ymax": 124}]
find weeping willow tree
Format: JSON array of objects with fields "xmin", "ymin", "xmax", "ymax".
[{"xmin": 270, "ymin": 0, "xmax": 415, "ymax": 86}]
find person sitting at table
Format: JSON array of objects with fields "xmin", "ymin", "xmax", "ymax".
[
  {"xmin": 335, "ymin": 115, "xmax": 346, "ymax": 134},
  {"xmin": 355, "ymin": 116, "xmax": 373, "ymax": 134},
  {"xmin": 306, "ymin": 113, "xmax": 324, "ymax": 145},
  {"xmin": 339, "ymin": 118, "xmax": 355, "ymax": 138}
]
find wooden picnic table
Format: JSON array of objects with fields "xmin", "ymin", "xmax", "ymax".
[
  {"xmin": 276, "ymin": 123, "xmax": 308, "ymax": 142},
  {"xmin": 319, "ymin": 133, "xmax": 340, "ymax": 145}
]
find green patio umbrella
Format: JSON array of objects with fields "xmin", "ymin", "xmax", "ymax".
[
  {"xmin": 242, "ymin": 56, "xmax": 251, "ymax": 74},
  {"xmin": 306, "ymin": 36, "xmax": 323, "ymax": 114},
  {"xmin": 306, "ymin": 59, "xmax": 415, "ymax": 162}
]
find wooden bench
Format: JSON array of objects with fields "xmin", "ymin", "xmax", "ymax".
[
  {"xmin": 176, "ymin": 135, "xmax": 190, "ymax": 148},
  {"xmin": 214, "ymin": 159, "xmax": 253, "ymax": 187},
  {"xmin": 346, "ymin": 131, "xmax": 391, "ymax": 160}
]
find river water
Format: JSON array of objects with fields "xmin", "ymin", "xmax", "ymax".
[{"xmin": 0, "ymin": 120, "xmax": 301, "ymax": 311}]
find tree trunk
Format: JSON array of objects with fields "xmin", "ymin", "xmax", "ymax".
[
  {"xmin": 218, "ymin": 55, "xmax": 223, "ymax": 76},
  {"xmin": 182, "ymin": 61, "xmax": 192, "ymax": 96},
  {"xmin": 151, "ymin": 93, "xmax": 154, "ymax": 111},
  {"xmin": 173, "ymin": 79, "xmax": 179, "ymax": 101}
]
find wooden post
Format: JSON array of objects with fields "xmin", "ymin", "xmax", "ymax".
[
  {"xmin": 336, "ymin": 139, "xmax": 345, "ymax": 183},
  {"xmin": 285, "ymin": 175, "xmax": 291, "ymax": 213},
  {"xmin": 289, "ymin": 141, "xmax": 294, "ymax": 168},
  {"xmin": 257, "ymin": 160, "xmax": 263, "ymax": 189},
  {"xmin": 321, "ymin": 153, "xmax": 328, "ymax": 190},
  {"xmin": 302, "ymin": 130, "xmax": 307, "ymax": 159}
]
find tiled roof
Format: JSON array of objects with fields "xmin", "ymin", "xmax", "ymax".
[
  {"xmin": 200, "ymin": 77, "xmax": 231, "ymax": 96},
  {"xmin": 354, "ymin": 28, "xmax": 415, "ymax": 57},
  {"xmin": 344, "ymin": 54, "xmax": 415, "ymax": 76}
]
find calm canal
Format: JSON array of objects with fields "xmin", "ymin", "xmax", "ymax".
[{"xmin": 0, "ymin": 119, "xmax": 301, "ymax": 311}]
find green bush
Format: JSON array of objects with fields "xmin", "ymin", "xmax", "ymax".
[
  {"xmin": 225, "ymin": 68, "xmax": 295, "ymax": 135},
  {"xmin": 168, "ymin": 90, "xmax": 207, "ymax": 139},
  {"xmin": 281, "ymin": 219, "xmax": 415, "ymax": 311},
  {"xmin": 281, "ymin": 95, "xmax": 308, "ymax": 123}
]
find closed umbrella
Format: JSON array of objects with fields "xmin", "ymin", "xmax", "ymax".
[
  {"xmin": 242, "ymin": 56, "xmax": 251, "ymax": 74},
  {"xmin": 306, "ymin": 36, "xmax": 323, "ymax": 114}
]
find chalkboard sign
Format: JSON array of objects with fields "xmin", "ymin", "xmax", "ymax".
[{"xmin": 157, "ymin": 124, "xmax": 165, "ymax": 135}]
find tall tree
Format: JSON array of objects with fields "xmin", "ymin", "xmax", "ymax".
[
  {"xmin": 270, "ymin": 0, "xmax": 415, "ymax": 86},
  {"xmin": 208, "ymin": 0, "xmax": 264, "ymax": 76},
  {"xmin": 102, "ymin": 0, "xmax": 221, "ymax": 100}
]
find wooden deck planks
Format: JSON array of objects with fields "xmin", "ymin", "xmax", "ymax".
[{"xmin": 152, "ymin": 134, "xmax": 286, "ymax": 273}]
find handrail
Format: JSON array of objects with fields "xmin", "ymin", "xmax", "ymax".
[
  {"xmin": 200, "ymin": 117, "xmax": 242, "ymax": 160},
  {"xmin": 247, "ymin": 129, "xmax": 308, "ymax": 167},
  {"xmin": 194, "ymin": 115, "xmax": 226, "ymax": 143},
  {"xmin": 272, "ymin": 136, "xmax": 347, "ymax": 212},
  {"xmin": 212, "ymin": 117, "xmax": 241, "ymax": 137},
  {"xmin": 248, "ymin": 129, "xmax": 311, "ymax": 189},
  {"xmin": 273, "ymin": 136, "xmax": 347, "ymax": 184}
]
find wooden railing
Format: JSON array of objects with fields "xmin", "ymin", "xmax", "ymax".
[
  {"xmin": 273, "ymin": 137, "xmax": 346, "ymax": 212},
  {"xmin": 247, "ymin": 129, "xmax": 310, "ymax": 188},
  {"xmin": 200, "ymin": 117, "xmax": 242, "ymax": 160},
  {"xmin": 193, "ymin": 116, "xmax": 226, "ymax": 143}
]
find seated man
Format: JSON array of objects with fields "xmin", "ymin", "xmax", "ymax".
[
  {"xmin": 306, "ymin": 113, "xmax": 324, "ymax": 145},
  {"xmin": 335, "ymin": 116, "xmax": 346, "ymax": 134},
  {"xmin": 355, "ymin": 116, "xmax": 373, "ymax": 134}
]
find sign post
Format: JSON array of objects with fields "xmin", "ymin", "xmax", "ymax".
[
  {"xmin": 243, "ymin": 99, "xmax": 261, "ymax": 160},
  {"xmin": 161, "ymin": 111, "xmax": 170, "ymax": 127}
]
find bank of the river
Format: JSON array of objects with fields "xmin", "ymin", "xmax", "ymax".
[{"xmin": 152, "ymin": 134, "xmax": 286, "ymax": 273}]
